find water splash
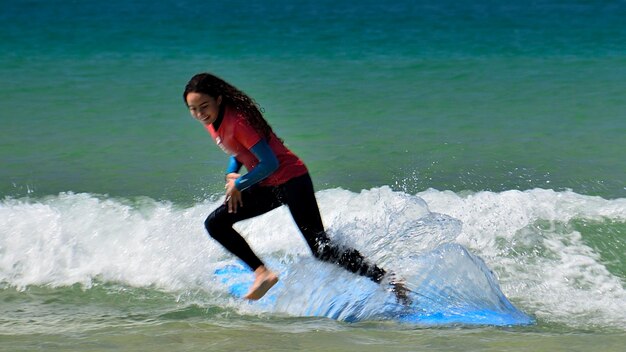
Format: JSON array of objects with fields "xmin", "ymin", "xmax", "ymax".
[
  {"xmin": 1, "ymin": 187, "xmax": 625, "ymax": 328},
  {"xmin": 214, "ymin": 242, "xmax": 533, "ymax": 326}
]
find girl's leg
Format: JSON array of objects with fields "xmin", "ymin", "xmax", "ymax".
[
  {"xmin": 205, "ymin": 185, "xmax": 282, "ymax": 271},
  {"xmin": 282, "ymin": 174, "xmax": 387, "ymax": 283},
  {"xmin": 205, "ymin": 186, "xmax": 282, "ymax": 300}
]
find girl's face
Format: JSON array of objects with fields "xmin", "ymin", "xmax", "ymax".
[{"xmin": 186, "ymin": 92, "xmax": 222, "ymax": 125}]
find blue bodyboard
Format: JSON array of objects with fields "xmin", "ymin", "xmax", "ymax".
[{"xmin": 213, "ymin": 244, "xmax": 534, "ymax": 326}]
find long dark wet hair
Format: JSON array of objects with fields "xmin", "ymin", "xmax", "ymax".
[{"xmin": 183, "ymin": 73, "xmax": 274, "ymax": 139}]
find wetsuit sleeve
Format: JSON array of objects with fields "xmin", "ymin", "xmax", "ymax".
[
  {"xmin": 234, "ymin": 140, "xmax": 279, "ymax": 191},
  {"xmin": 225, "ymin": 155, "xmax": 243, "ymax": 174}
]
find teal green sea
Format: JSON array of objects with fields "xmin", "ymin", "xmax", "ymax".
[{"xmin": 1, "ymin": 0, "xmax": 625, "ymax": 350}]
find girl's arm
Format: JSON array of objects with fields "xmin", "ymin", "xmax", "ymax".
[
  {"xmin": 225, "ymin": 155, "xmax": 242, "ymax": 175},
  {"xmin": 233, "ymin": 140, "xmax": 279, "ymax": 191}
]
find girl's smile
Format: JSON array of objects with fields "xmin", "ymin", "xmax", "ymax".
[{"xmin": 186, "ymin": 92, "xmax": 222, "ymax": 125}]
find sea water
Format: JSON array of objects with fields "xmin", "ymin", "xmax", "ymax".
[{"xmin": 1, "ymin": 0, "xmax": 625, "ymax": 351}]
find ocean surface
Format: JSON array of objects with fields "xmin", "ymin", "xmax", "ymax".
[{"xmin": 1, "ymin": 0, "xmax": 625, "ymax": 350}]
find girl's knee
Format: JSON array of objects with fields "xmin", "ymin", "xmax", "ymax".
[
  {"xmin": 311, "ymin": 240, "xmax": 342, "ymax": 263},
  {"xmin": 204, "ymin": 211, "xmax": 229, "ymax": 239}
]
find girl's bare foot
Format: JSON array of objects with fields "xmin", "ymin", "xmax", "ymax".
[{"xmin": 244, "ymin": 266, "xmax": 279, "ymax": 300}]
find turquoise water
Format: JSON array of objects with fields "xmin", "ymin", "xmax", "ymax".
[{"xmin": 1, "ymin": 0, "xmax": 625, "ymax": 350}]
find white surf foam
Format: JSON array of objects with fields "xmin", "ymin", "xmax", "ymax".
[
  {"xmin": 418, "ymin": 188, "xmax": 626, "ymax": 328},
  {"xmin": 1, "ymin": 187, "xmax": 624, "ymax": 328}
]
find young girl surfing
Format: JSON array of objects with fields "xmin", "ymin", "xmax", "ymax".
[{"xmin": 183, "ymin": 73, "xmax": 409, "ymax": 303}]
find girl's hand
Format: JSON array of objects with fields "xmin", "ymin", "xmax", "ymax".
[
  {"xmin": 225, "ymin": 173, "xmax": 243, "ymax": 213},
  {"xmin": 225, "ymin": 172, "xmax": 240, "ymax": 184}
]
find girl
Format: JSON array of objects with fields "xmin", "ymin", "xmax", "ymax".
[{"xmin": 183, "ymin": 73, "xmax": 408, "ymax": 302}]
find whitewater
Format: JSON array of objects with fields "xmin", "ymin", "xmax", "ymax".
[{"xmin": 1, "ymin": 187, "xmax": 624, "ymax": 331}]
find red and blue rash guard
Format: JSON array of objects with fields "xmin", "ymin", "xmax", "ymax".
[{"xmin": 205, "ymin": 105, "xmax": 308, "ymax": 189}]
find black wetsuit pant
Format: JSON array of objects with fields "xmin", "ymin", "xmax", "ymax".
[{"xmin": 205, "ymin": 173, "xmax": 387, "ymax": 284}]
